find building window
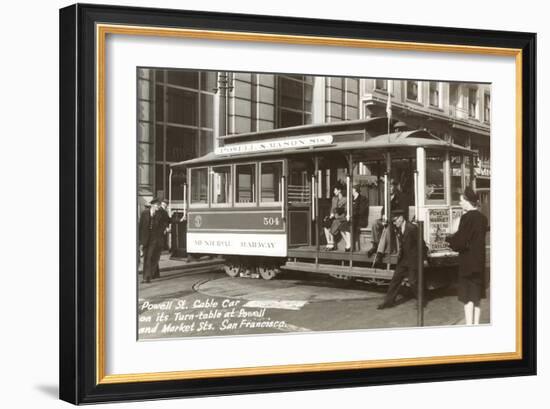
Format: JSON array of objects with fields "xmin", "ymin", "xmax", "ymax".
[
  {"xmin": 429, "ymin": 82, "xmax": 440, "ymax": 107},
  {"xmin": 154, "ymin": 69, "xmax": 216, "ymax": 200},
  {"xmin": 277, "ymin": 75, "xmax": 313, "ymax": 128},
  {"xmin": 468, "ymin": 88, "xmax": 478, "ymax": 118},
  {"xmin": 137, "ymin": 69, "xmax": 154, "ymax": 198},
  {"xmin": 167, "ymin": 71, "xmax": 199, "ymax": 89},
  {"xmin": 260, "ymin": 162, "xmax": 283, "ymax": 203},
  {"xmin": 375, "ymin": 79, "xmax": 387, "ymax": 91},
  {"xmin": 406, "ymin": 81, "xmax": 420, "ymax": 102},
  {"xmin": 484, "ymin": 92, "xmax": 491, "ymax": 122},
  {"xmin": 236, "ymin": 164, "xmax": 256, "ymax": 204},
  {"xmin": 165, "ymin": 126, "xmax": 197, "ymax": 162},
  {"xmin": 211, "ymin": 166, "xmax": 232, "ymax": 205}
]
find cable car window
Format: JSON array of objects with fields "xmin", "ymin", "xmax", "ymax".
[
  {"xmin": 450, "ymin": 154, "xmax": 463, "ymax": 204},
  {"xmin": 211, "ymin": 166, "xmax": 231, "ymax": 205},
  {"xmin": 260, "ymin": 162, "xmax": 282, "ymax": 203},
  {"xmin": 236, "ymin": 164, "xmax": 256, "ymax": 204},
  {"xmin": 354, "ymin": 161, "xmax": 381, "ymax": 205},
  {"xmin": 425, "ymin": 154, "xmax": 445, "ymax": 202},
  {"xmin": 288, "ymin": 160, "xmax": 311, "ymax": 204},
  {"xmin": 391, "ymin": 158, "xmax": 416, "ymax": 206},
  {"xmin": 190, "ymin": 168, "xmax": 208, "ymax": 205}
]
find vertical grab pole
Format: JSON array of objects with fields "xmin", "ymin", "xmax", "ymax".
[
  {"xmin": 417, "ymin": 220, "xmax": 425, "ymax": 327},
  {"xmin": 470, "ymin": 153, "xmax": 476, "ymax": 189},
  {"xmin": 311, "ymin": 174, "xmax": 316, "ymax": 222},
  {"xmin": 168, "ymin": 168, "xmax": 173, "ymax": 250},
  {"xmin": 314, "ymin": 156, "xmax": 319, "ymax": 264},
  {"xmin": 414, "ymin": 170, "xmax": 419, "ymax": 222},
  {"xmin": 346, "ymin": 175, "xmax": 351, "ymax": 222},
  {"xmin": 182, "ymin": 182, "xmax": 188, "ymax": 221},
  {"xmin": 383, "ymin": 174, "xmax": 388, "ymax": 222},
  {"xmin": 280, "ymin": 176, "xmax": 286, "ymax": 220},
  {"xmin": 384, "ymin": 151, "xmax": 392, "ymax": 221},
  {"xmin": 168, "ymin": 168, "xmax": 173, "ymax": 215},
  {"xmin": 347, "ymin": 152, "xmax": 354, "ymax": 264},
  {"xmin": 385, "ymin": 152, "xmax": 392, "ymax": 270}
]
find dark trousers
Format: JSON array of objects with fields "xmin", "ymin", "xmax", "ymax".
[
  {"xmin": 382, "ymin": 264, "xmax": 417, "ymax": 306},
  {"xmin": 371, "ymin": 219, "xmax": 384, "ymax": 244},
  {"xmin": 371, "ymin": 220, "xmax": 397, "ymax": 254},
  {"xmin": 143, "ymin": 241, "xmax": 161, "ymax": 281}
]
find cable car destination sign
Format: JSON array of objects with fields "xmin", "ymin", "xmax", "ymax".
[{"xmin": 215, "ymin": 134, "xmax": 334, "ymax": 155}]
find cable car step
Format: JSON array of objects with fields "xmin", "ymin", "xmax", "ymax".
[{"xmin": 282, "ymin": 261, "xmax": 394, "ymax": 280}]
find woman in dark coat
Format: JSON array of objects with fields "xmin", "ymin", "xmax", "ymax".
[
  {"xmin": 446, "ymin": 187, "xmax": 489, "ymax": 325},
  {"xmin": 323, "ymin": 183, "xmax": 351, "ymax": 251}
]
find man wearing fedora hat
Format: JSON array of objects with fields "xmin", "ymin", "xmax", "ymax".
[
  {"xmin": 152, "ymin": 198, "xmax": 171, "ymax": 279},
  {"xmin": 139, "ymin": 198, "xmax": 164, "ymax": 283},
  {"xmin": 367, "ymin": 179, "xmax": 409, "ymax": 261},
  {"xmin": 377, "ymin": 210, "xmax": 420, "ymax": 310}
]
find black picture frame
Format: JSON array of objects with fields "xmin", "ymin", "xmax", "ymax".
[{"xmin": 59, "ymin": 3, "xmax": 536, "ymax": 404}]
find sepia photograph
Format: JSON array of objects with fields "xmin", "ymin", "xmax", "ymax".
[
  {"xmin": 56, "ymin": 2, "xmax": 536, "ymax": 404},
  {"xmin": 136, "ymin": 69, "xmax": 492, "ymax": 340}
]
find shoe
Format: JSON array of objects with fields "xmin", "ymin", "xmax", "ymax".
[
  {"xmin": 377, "ymin": 302, "xmax": 393, "ymax": 310},
  {"xmin": 374, "ymin": 252, "xmax": 385, "ymax": 264},
  {"xmin": 345, "ymin": 247, "xmax": 351, "ymax": 252},
  {"xmin": 367, "ymin": 246, "xmax": 378, "ymax": 258}
]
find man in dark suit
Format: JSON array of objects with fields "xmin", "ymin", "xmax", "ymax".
[
  {"xmin": 377, "ymin": 210, "xmax": 420, "ymax": 309},
  {"xmin": 351, "ymin": 184, "xmax": 369, "ymax": 251},
  {"xmin": 152, "ymin": 199, "xmax": 171, "ymax": 279},
  {"xmin": 367, "ymin": 180, "xmax": 409, "ymax": 259},
  {"xmin": 139, "ymin": 198, "xmax": 164, "ymax": 283}
]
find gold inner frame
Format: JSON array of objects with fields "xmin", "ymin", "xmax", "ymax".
[{"xmin": 95, "ymin": 23, "xmax": 523, "ymax": 385}]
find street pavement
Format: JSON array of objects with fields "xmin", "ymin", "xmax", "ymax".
[{"xmin": 137, "ymin": 267, "xmax": 490, "ymax": 340}]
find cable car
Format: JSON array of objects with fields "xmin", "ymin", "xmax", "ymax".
[{"xmin": 169, "ymin": 117, "xmax": 476, "ymax": 285}]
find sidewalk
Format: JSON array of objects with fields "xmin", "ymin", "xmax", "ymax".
[{"xmin": 138, "ymin": 253, "xmax": 224, "ymax": 279}]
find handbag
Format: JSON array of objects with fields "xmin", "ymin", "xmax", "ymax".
[{"xmin": 329, "ymin": 220, "xmax": 341, "ymax": 236}]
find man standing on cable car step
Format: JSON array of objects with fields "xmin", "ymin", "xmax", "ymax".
[
  {"xmin": 367, "ymin": 179, "xmax": 409, "ymax": 260},
  {"xmin": 377, "ymin": 210, "xmax": 420, "ymax": 310}
]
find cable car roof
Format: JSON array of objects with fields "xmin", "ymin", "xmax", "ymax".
[{"xmin": 172, "ymin": 129, "xmax": 474, "ymax": 168}]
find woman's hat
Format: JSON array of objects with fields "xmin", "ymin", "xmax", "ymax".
[{"xmin": 462, "ymin": 186, "xmax": 479, "ymax": 206}]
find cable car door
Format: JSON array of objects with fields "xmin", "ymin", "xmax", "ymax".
[{"xmin": 287, "ymin": 158, "xmax": 313, "ymax": 247}]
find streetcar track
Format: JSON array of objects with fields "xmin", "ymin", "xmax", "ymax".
[{"xmin": 193, "ymin": 276, "xmax": 383, "ymax": 304}]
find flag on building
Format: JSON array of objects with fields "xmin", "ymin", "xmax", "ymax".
[
  {"xmin": 386, "ymin": 80, "xmax": 393, "ymax": 138},
  {"xmin": 386, "ymin": 79, "xmax": 393, "ymax": 119}
]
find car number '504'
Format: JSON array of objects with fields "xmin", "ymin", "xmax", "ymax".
[{"xmin": 263, "ymin": 217, "xmax": 280, "ymax": 226}]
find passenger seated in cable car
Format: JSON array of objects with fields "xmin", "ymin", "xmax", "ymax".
[
  {"xmin": 351, "ymin": 184, "xmax": 369, "ymax": 251},
  {"xmin": 367, "ymin": 179, "xmax": 410, "ymax": 260},
  {"xmin": 323, "ymin": 182, "xmax": 351, "ymax": 251}
]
